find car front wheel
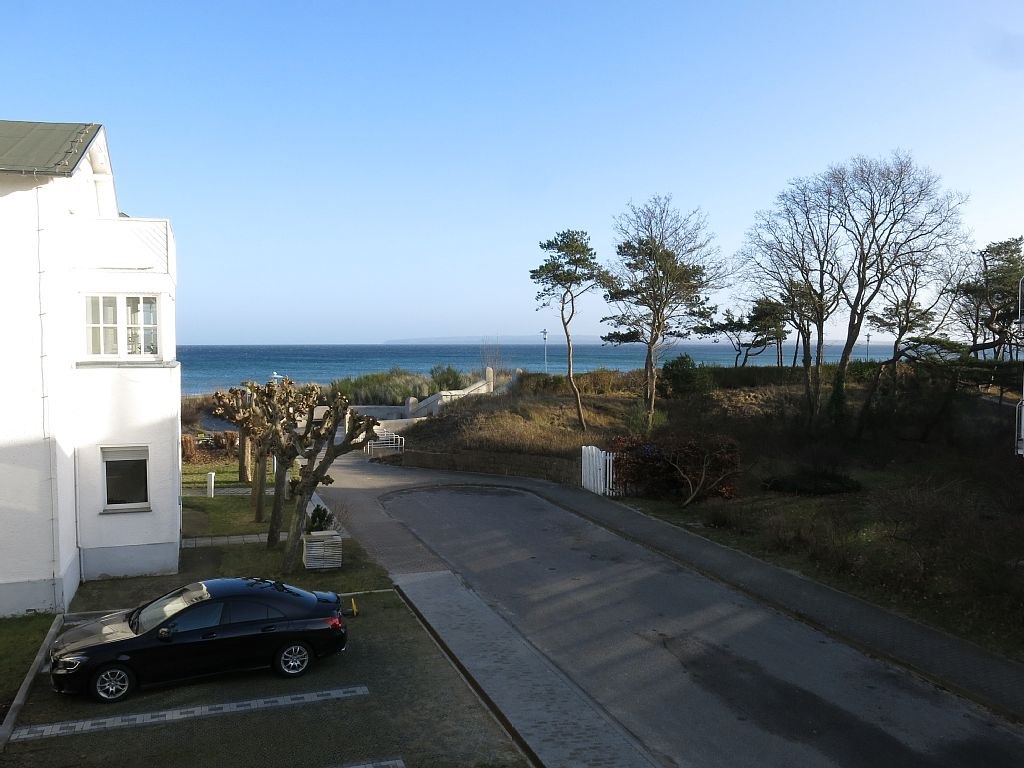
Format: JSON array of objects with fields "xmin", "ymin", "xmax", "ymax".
[
  {"xmin": 90, "ymin": 664, "xmax": 135, "ymax": 702},
  {"xmin": 274, "ymin": 642, "xmax": 312, "ymax": 677}
]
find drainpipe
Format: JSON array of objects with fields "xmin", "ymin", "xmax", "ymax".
[{"xmin": 35, "ymin": 184, "xmax": 61, "ymax": 611}]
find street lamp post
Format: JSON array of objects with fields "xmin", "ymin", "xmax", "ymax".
[
  {"xmin": 865, "ymin": 334, "xmax": 871, "ymax": 361},
  {"xmin": 540, "ymin": 329, "xmax": 548, "ymax": 373}
]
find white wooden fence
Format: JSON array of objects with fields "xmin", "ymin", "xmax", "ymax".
[{"xmin": 581, "ymin": 445, "xmax": 619, "ymax": 496}]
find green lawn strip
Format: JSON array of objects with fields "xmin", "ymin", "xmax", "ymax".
[
  {"xmin": 0, "ymin": 613, "xmax": 56, "ymax": 718},
  {"xmin": 181, "ymin": 495, "xmax": 292, "ymax": 537},
  {"xmin": 629, "ymin": 495, "xmax": 1024, "ymax": 663},
  {"xmin": 181, "ymin": 456, "xmax": 252, "ymax": 489}
]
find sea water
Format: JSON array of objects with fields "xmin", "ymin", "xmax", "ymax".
[{"xmin": 177, "ymin": 342, "xmax": 869, "ymax": 395}]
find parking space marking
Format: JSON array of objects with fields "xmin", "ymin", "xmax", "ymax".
[
  {"xmin": 336, "ymin": 761, "xmax": 406, "ymax": 768},
  {"xmin": 10, "ymin": 685, "xmax": 369, "ymax": 742}
]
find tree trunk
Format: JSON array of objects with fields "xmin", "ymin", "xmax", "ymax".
[
  {"xmin": 238, "ymin": 431, "xmax": 253, "ymax": 482},
  {"xmin": 251, "ymin": 449, "xmax": 267, "ymax": 523},
  {"xmin": 267, "ymin": 458, "xmax": 290, "ymax": 547},
  {"xmin": 854, "ymin": 361, "xmax": 888, "ymax": 439},
  {"xmin": 282, "ymin": 489, "xmax": 314, "ymax": 572},
  {"xmin": 564, "ymin": 324, "xmax": 587, "ymax": 432},
  {"xmin": 644, "ymin": 341, "xmax": 657, "ymax": 431}
]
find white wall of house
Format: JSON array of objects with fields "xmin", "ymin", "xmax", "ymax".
[{"xmin": 0, "ymin": 127, "xmax": 181, "ymax": 615}]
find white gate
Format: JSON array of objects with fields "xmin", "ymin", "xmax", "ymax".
[{"xmin": 581, "ymin": 445, "xmax": 619, "ymax": 496}]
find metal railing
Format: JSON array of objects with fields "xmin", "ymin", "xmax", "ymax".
[{"xmin": 364, "ymin": 427, "xmax": 405, "ymax": 457}]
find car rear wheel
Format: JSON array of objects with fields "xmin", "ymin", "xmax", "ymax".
[
  {"xmin": 90, "ymin": 664, "xmax": 135, "ymax": 702},
  {"xmin": 274, "ymin": 641, "xmax": 312, "ymax": 677}
]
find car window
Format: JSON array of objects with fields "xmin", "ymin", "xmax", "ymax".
[
  {"xmin": 137, "ymin": 583, "xmax": 210, "ymax": 633},
  {"xmin": 225, "ymin": 601, "xmax": 268, "ymax": 623},
  {"xmin": 170, "ymin": 601, "xmax": 224, "ymax": 632}
]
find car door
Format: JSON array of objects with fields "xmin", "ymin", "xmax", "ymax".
[
  {"xmin": 216, "ymin": 599, "xmax": 289, "ymax": 669},
  {"xmin": 138, "ymin": 600, "xmax": 226, "ymax": 682}
]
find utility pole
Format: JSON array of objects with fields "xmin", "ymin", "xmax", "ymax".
[{"xmin": 540, "ymin": 329, "xmax": 548, "ymax": 373}]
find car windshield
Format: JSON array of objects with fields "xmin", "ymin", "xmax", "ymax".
[{"xmin": 134, "ymin": 583, "xmax": 211, "ymax": 634}]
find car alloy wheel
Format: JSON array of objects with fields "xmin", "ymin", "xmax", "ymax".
[
  {"xmin": 277, "ymin": 642, "xmax": 311, "ymax": 677},
  {"xmin": 92, "ymin": 664, "xmax": 134, "ymax": 702}
]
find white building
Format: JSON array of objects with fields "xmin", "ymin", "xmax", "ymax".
[{"xmin": 0, "ymin": 120, "xmax": 181, "ymax": 615}]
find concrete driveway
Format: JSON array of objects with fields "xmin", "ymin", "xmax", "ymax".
[{"xmin": 321, "ymin": 455, "xmax": 1024, "ymax": 768}]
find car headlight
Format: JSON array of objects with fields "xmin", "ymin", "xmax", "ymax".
[{"xmin": 54, "ymin": 655, "xmax": 88, "ymax": 671}]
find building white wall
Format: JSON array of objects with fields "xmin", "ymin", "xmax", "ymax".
[{"xmin": 0, "ymin": 127, "xmax": 180, "ymax": 615}]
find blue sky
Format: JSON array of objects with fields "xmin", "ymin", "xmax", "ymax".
[{"xmin": 6, "ymin": 2, "xmax": 1023, "ymax": 343}]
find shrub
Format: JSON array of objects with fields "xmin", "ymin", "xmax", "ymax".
[
  {"xmin": 661, "ymin": 355, "xmax": 716, "ymax": 397},
  {"xmin": 430, "ymin": 364, "xmax": 472, "ymax": 392},
  {"xmin": 610, "ymin": 432, "xmax": 740, "ymax": 504},
  {"xmin": 305, "ymin": 504, "xmax": 335, "ymax": 533},
  {"xmin": 622, "ymin": 400, "xmax": 668, "ymax": 434},
  {"xmin": 514, "ymin": 373, "xmax": 567, "ymax": 395},
  {"xmin": 181, "ymin": 434, "xmax": 197, "ymax": 462},
  {"xmin": 576, "ymin": 368, "xmax": 643, "ymax": 395}
]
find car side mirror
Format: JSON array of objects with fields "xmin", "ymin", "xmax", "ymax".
[{"xmin": 158, "ymin": 626, "xmax": 173, "ymax": 641}]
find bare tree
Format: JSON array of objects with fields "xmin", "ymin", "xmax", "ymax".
[
  {"xmin": 214, "ymin": 384, "xmax": 275, "ymax": 523},
  {"xmin": 826, "ymin": 151, "xmax": 967, "ymax": 419},
  {"xmin": 602, "ymin": 195, "xmax": 723, "ymax": 430},
  {"xmin": 743, "ymin": 175, "xmax": 844, "ymax": 422},
  {"xmin": 531, "ymin": 230, "xmax": 606, "ymax": 432},
  {"xmin": 281, "ymin": 390, "xmax": 376, "ymax": 572}
]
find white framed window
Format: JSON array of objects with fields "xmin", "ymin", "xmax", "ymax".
[
  {"xmin": 102, "ymin": 446, "xmax": 150, "ymax": 511},
  {"xmin": 86, "ymin": 296, "xmax": 119, "ymax": 355},
  {"xmin": 85, "ymin": 295, "xmax": 159, "ymax": 357},
  {"xmin": 127, "ymin": 296, "xmax": 159, "ymax": 355}
]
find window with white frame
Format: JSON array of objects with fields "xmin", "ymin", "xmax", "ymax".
[
  {"xmin": 102, "ymin": 446, "xmax": 150, "ymax": 510},
  {"xmin": 85, "ymin": 296, "xmax": 159, "ymax": 357}
]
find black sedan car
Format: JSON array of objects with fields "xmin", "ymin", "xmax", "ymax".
[{"xmin": 49, "ymin": 577, "xmax": 347, "ymax": 702}]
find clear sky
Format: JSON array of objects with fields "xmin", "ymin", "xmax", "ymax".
[{"xmin": 5, "ymin": 1, "xmax": 1022, "ymax": 344}]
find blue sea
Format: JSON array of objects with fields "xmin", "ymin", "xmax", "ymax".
[{"xmin": 177, "ymin": 343, "xmax": 873, "ymax": 395}]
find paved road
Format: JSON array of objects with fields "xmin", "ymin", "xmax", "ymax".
[{"xmin": 320, "ymin": 456, "xmax": 1024, "ymax": 767}]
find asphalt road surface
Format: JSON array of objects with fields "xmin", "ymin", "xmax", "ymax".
[{"xmin": 381, "ymin": 486, "xmax": 1024, "ymax": 768}]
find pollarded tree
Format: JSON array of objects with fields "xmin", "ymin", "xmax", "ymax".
[
  {"xmin": 602, "ymin": 195, "xmax": 724, "ymax": 430},
  {"xmin": 280, "ymin": 389, "xmax": 377, "ymax": 572},
  {"xmin": 531, "ymin": 230, "xmax": 606, "ymax": 432},
  {"xmin": 214, "ymin": 378, "xmax": 317, "ymax": 545},
  {"xmin": 214, "ymin": 382, "xmax": 276, "ymax": 523}
]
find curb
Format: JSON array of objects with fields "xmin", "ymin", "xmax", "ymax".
[
  {"xmin": 392, "ymin": 583, "xmax": 543, "ymax": 768},
  {"xmin": 0, "ymin": 614, "xmax": 63, "ymax": 753}
]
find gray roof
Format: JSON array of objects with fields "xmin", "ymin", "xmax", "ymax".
[{"xmin": 0, "ymin": 120, "xmax": 101, "ymax": 176}]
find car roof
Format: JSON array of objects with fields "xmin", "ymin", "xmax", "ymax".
[{"xmin": 202, "ymin": 577, "xmax": 314, "ymax": 603}]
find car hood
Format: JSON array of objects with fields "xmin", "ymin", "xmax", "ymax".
[{"xmin": 52, "ymin": 610, "xmax": 135, "ymax": 655}]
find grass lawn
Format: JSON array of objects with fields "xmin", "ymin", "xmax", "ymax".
[
  {"xmin": 181, "ymin": 455, "xmax": 251, "ymax": 489},
  {"xmin": 181, "ymin": 495, "xmax": 294, "ymax": 538},
  {"xmin": 0, "ymin": 613, "xmax": 56, "ymax": 721}
]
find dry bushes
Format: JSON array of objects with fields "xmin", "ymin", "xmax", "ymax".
[{"xmin": 181, "ymin": 434, "xmax": 197, "ymax": 462}]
